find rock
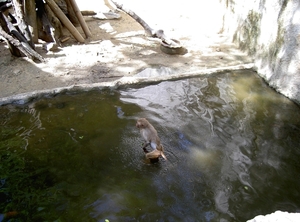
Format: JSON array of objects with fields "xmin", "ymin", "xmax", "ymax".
[
  {"xmin": 42, "ymin": 43, "xmax": 60, "ymax": 52},
  {"xmin": 247, "ymin": 211, "xmax": 300, "ymax": 222}
]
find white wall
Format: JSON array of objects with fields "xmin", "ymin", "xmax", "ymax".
[{"xmin": 222, "ymin": 0, "xmax": 300, "ymax": 104}]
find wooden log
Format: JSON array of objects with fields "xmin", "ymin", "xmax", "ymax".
[
  {"xmin": 0, "ymin": 11, "xmax": 21, "ymax": 56},
  {"xmin": 0, "ymin": 12, "xmax": 44, "ymax": 62},
  {"xmin": 24, "ymin": 0, "xmax": 38, "ymax": 43},
  {"xmin": 44, "ymin": 4, "xmax": 63, "ymax": 39},
  {"xmin": 0, "ymin": 25, "xmax": 29, "ymax": 58},
  {"xmin": 65, "ymin": 0, "xmax": 79, "ymax": 26},
  {"xmin": 45, "ymin": 0, "xmax": 84, "ymax": 43},
  {"xmin": 11, "ymin": 0, "xmax": 35, "ymax": 48},
  {"xmin": 35, "ymin": 0, "xmax": 61, "ymax": 45},
  {"xmin": 69, "ymin": 0, "xmax": 91, "ymax": 38},
  {"xmin": 42, "ymin": 5, "xmax": 60, "ymax": 45}
]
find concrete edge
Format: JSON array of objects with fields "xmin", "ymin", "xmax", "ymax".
[{"xmin": 0, "ymin": 63, "xmax": 254, "ymax": 106}]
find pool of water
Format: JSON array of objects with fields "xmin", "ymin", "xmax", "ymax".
[{"xmin": 0, "ymin": 70, "xmax": 300, "ymax": 221}]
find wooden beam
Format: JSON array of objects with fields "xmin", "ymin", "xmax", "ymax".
[
  {"xmin": 69, "ymin": 0, "xmax": 92, "ymax": 38},
  {"xmin": 45, "ymin": 0, "xmax": 85, "ymax": 43}
]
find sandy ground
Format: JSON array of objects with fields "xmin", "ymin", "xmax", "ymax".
[{"xmin": 0, "ymin": 0, "xmax": 253, "ymax": 104}]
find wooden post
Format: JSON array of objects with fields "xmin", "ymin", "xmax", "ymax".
[
  {"xmin": 69, "ymin": 0, "xmax": 92, "ymax": 38},
  {"xmin": 45, "ymin": 0, "xmax": 85, "ymax": 43},
  {"xmin": 25, "ymin": 0, "xmax": 38, "ymax": 43}
]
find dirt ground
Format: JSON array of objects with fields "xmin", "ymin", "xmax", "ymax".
[{"xmin": 0, "ymin": 0, "xmax": 253, "ymax": 104}]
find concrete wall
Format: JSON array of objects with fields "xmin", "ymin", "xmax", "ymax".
[{"xmin": 221, "ymin": 0, "xmax": 300, "ymax": 105}]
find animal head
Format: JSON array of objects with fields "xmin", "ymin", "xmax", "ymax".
[{"xmin": 136, "ymin": 118, "xmax": 149, "ymax": 129}]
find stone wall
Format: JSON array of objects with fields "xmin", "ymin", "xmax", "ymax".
[{"xmin": 221, "ymin": 0, "xmax": 300, "ymax": 105}]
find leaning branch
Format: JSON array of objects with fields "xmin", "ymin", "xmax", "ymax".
[{"xmin": 111, "ymin": 0, "xmax": 181, "ymax": 48}]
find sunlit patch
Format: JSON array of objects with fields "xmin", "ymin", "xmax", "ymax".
[
  {"xmin": 99, "ymin": 22, "xmax": 116, "ymax": 34},
  {"xmin": 189, "ymin": 146, "xmax": 220, "ymax": 169}
]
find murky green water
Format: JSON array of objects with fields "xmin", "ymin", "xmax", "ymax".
[{"xmin": 0, "ymin": 70, "xmax": 300, "ymax": 221}]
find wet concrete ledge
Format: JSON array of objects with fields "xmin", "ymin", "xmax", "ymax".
[{"xmin": 0, "ymin": 63, "xmax": 253, "ymax": 106}]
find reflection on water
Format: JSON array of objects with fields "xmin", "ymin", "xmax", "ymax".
[{"xmin": 0, "ymin": 70, "xmax": 300, "ymax": 221}]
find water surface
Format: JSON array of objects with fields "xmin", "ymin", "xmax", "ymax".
[{"xmin": 0, "ymin": 70, "xmax": 300, "ymax": 221}]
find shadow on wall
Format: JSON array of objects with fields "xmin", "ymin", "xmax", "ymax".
[{"xmin": 232, "ymin": 10, "xmax": 261, "ymax": 56}]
